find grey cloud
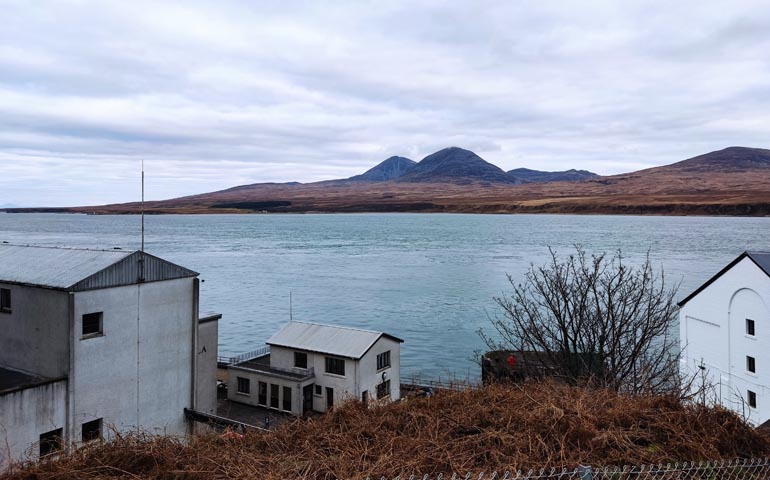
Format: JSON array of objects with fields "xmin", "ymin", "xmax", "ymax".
[{"xmin": 1, "ymin": 0, "xmax": 770, "ymax": 206}]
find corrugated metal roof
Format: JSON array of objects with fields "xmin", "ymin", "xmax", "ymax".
[
  {"xmin": 267, "ymin": 321, "xmax": 403, "ymax": 359},
  {"xmin": 0, "ymin": 245, "xmax": 132, "ymax": 289},
  {"xmin": 0, "ymin": 245, "xmax": 198, "ymax": 291}
]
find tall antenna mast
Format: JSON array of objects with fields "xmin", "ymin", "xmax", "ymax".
[{"xmin": 141, "ymin": 159, "xmax": 145, "ymax": 252}]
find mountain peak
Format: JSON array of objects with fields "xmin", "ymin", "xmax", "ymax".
[
  {"xmin": 507, "ymin": 167, "xmax": 598, "ymax": 183},
  {"xmin": 397, "ymin": 147, "xmax": 522, "ymax": 184},
  {"xmin": 671, "ymin": 146, "xmax": 770, "ymax": 173},
  {"xmin": 348, "ymin": 156, "xmax": 416, "ymax": 182}
]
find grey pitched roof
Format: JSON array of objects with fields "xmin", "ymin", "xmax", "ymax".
[
  {"xmin": 678, "ymin": 251, "xmax": 770, "ymax": 307},
  {"xmin": 267, "ymin": 321, "xmax": 403, "ymax": 359},
  {"xmin": 0, "ymin": 245, "xmax": 197, "ymax": 291}
]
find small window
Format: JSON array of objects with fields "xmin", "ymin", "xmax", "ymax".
[
  {"xmin": 325, "ymin": 357, "xmax": 345, "ymax": 376},
  {"xmin": 236, "ymin": 377, "xmax": 250, "ymax": 395},
  {"xmin": 82, "ymin": 312, "xmax": 103, "ymax": 337},
  {"xmin": 747, "ymin": 319, "xmax": 756, "ymax": 336},
  {"xmin": 0, "ymin": 288, "xmax": 11, "ymax": 313},
  {"xmin": 39, "ymin": 428, "xmax": 63, "ymax": 457},
  {"xmin": 270, "ymin": 384, "xmax": 279, "ymax": 409},
  {"xmin": 376, "ymin": 380, "xmax": 391, "ymax": 399},
  {"xmin": 314, "ymin": 384, "xmax": 322, "ymax": 396},
  {"xmin": 283, "ymin": 386, "xmax": 292, "ymax": 411},
  {"xmin": 294, "ymin": 352, "xmax": 307, "ymax": 369},
  {"xmin": 257, "ymin": 381, "xmax": 267, "ymax": 405},
  {"xmin": 747, "ymin": 356, "xmax": 756, "ymax": 373},
  {"xmin": 82, "ymin": 418, "xmax": 102, "ymax": 442},
  {"xmin": 377, "ymin": 351, "xmax": 391, "ymax": 370},
  {"xmin": 748, "ymin": 390, "xmax": 757, "ymax": 408}
]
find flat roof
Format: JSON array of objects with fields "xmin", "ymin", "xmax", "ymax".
[
  {"xmin": 267, "ymin": 321, "xmax": 403, "ymax": 359},
  {"xmin": 0, "ymin": 366, "xmax": 60, "ymax": 394}
]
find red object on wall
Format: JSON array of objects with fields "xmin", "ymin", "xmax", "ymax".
[{"xmin": 507, "ymin": 354, "xmax": 516, "ymax": 368}]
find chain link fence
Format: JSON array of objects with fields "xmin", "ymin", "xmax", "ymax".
[{"xmin": 369, "ymin": 457, "xmax": 770, "ymax": 480}]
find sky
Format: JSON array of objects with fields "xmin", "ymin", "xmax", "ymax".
[{"xmin": 2, "ymin": 1, "xmax": 770, "ymax": 207}]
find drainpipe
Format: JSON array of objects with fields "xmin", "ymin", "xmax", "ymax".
[
  {"xmin": 190, "ymin": 278, "xmax": 199, "ymax": 433},
  {"xmin": 67, "ymin": 292, "xmax": 75, "ymax": 450}
]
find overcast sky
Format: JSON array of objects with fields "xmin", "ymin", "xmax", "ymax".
[{"xmin": 2, "ymin": 1, "xmax": 769, "ymax": 206}]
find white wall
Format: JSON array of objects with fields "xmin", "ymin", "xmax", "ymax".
[
  {"xmin": 196, "ymin": 318, "xmax": 218, "ymax": 415},
  {"xmin": 680, "ymin": 257, "xmax": 770, "ymax": 425},
  {"xmin": 0, "ymin": 379, "xmax": 67, "ymax": 470},
  {"xmin": 227, "ymin": 366, "xmax": 306, "ymax": 416},
  {"xmin": 72, "ymin": 277, "xmax": 195, "ymax": 439},
  {"xmin": 359, "ymin": 337, "xmax": 401, "ymax": 403},
  {"xmin": 0, "ymin": 284, "xmax": 69, "ymax": 378}
]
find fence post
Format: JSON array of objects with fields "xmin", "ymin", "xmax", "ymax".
[{"xmin": 577, "ymin": 465, "xmax": 592, "ymax": 480}]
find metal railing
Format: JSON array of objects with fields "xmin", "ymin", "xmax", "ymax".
[
  {"xmin": 217, "ymin": 346, "xmax": 270, "ymax": 365},
  {"xmin": 366, "ymin": 458, "xmax": 770, "ymax": 479}
]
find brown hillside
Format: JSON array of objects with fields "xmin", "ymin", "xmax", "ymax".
[{"xmin": 10, "ymin": 147, "xmax": 770, "ymax": 216}]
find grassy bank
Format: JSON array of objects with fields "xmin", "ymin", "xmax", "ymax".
[{"xmin": 5, "ymin": 382, "xmax": 769, "ymax": 479}]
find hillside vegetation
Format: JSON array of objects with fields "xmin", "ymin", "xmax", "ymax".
[{"xmin": 5, "ymin": 382, "xmax": 770, "ymax": 479}]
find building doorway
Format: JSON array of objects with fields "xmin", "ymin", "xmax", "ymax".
[
  {"xmin": 303, "ymin": 385, "xmax": 314, "ymax": 414},
  {"xmin": 326, "ymin": 387, "xmax": 334, "ymax": 409},
  {"xmin": 362, "ymin": 390, "xmax": 368, "ymax": 407}
]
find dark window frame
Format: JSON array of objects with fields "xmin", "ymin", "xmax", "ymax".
[
  {"xmin": 270, "ymin": 384, "xmax": 280, "ymax": 409},
  {"xmin": 294, "ymin": 351, "xmax": 308, "ymax": 369},
  {"xmin": 314, "ymin": 384, "xmax": 322, "ymax": 396},
  {"xmin": 257, "ymin": 381, "xmax": 267, "ymax": 405},
  {"xmin": 747, "ymin": 356, "xmax": 756, "ymax": 373},
  {"xmin": 236, "ymin": 376, "xmax": 250, "ymax": 395},
  {"xmin": 377, "ymin": 350, "xmax": 391, "ymax": 370},
  {"xmin": 82, "ymin": 418, "xmax": 102, "ymax": 442},
  {"xmin": 39, "ymin": 428, "xmax": 63, "ymax": 457},
  {"xmin": 0, "ymin": 288, "xmax": 11, "ymax": 313},
  {"xmin": 324, "ymin": 356, "xmax": 345, "ymax": 376},
  {"xmin": 748, "ymin": 390, "xmax": 757, "ymax": 408},
  {"xmin": 376, "ymin": 380, "xmax": 391, "ymax": 399},
  {"xmin": 747, "ymin": 318, "xmax": 756, "ymax": 336},
  {"xmin": 82, "ymin": 312, "xmax": 103, "ymax": 337},
  {"xmin": 282, "ymin": 386, "xmax": 292, "ymax": 411}
]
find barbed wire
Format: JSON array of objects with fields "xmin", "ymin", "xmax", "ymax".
[{"xmin": 368, "ymin": 457, "xmax": 770, "ymax": 480}]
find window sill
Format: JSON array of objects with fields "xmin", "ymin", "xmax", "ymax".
[
  {"xmin": 377, "ymin": 366, "xmax": 391, "ymax": 373},
  {"xmin": 80, "ymin": 333, "xmax": 104, "ymax": 341},
  {"xmin": 235, "ymin": 391, "xmax": 250, "ymax": 397},
  {"xmin": 323, "ymin": 372, "xmax": 346, "ymax": 379},
  {"xmin": 0, "ymin": 308, "xmax": 11, "ymax": 314}
]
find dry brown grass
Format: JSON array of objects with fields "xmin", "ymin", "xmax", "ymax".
[{"xmin": 5, "ymin": 382, "xmax": 770, "ymax": 479}]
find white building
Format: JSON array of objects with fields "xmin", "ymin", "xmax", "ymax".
[
  {"xmin": 227, "ymin": 321, "xmax": 402, "ymax": 415},
  {"xmin": 0, "ymin": 245, "xmax": 219, "ymax": 469},
  {"xmin": 679, "ymin": 251, "xmax": 770, "ymax": 425}
]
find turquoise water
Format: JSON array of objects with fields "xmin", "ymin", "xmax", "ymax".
[{"xmin": 2, "ymin": 213, "xmax": 769, "ymax": 380}]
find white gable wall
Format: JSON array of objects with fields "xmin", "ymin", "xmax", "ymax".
[
  {"xmin": 680, "ymin": 257, "xmax": 770, "ymax": 425},
  {"xmin": 359, "ymin": 336, "xmax": 401, "ymax": 403},
  {"xmin": 72, "ymin": 277, "xmax": 195, "ymax": 440}
]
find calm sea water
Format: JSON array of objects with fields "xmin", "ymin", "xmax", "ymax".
[{"xmin": 2, "ymin": 213, "xmax": 768, "ymax": 380}]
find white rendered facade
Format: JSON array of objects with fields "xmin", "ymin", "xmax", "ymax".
[
  {"xmin": 0, "ymin": 246, "xmax": 219, "ymax": 469},
  {"xmin": 227, "ymin": 321, "xmax": 402, "ymax": 416},
  {"xmin": 679, "ymin": 252, "xmax": 770, "ymax": 425}
]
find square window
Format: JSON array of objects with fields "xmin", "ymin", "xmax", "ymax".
[
  {"xmin": 270, "ymin": 384, "xmax": 279, "ymax": 409},
  {"xmin": 294, "ymin": 352, "xmax": 307, "ymax": 369},
  {"xmin": 82, "ymin": 418, "xmax": 102, "ymax": 442},
  {"xmin": 377, "ymin": 351, "xmax": 391, "ymax": 370},
  {"xmin": 236, "ymin": 377, "xmax": 250, "ymax": 395},
  {"xmin": 39, "ymin": 428, "xmax": 63, "ymax": 457},
  {"xmin": 748, "ymin": 390, "xmax": 757, "ymax": 408},
  {"xmin": 314, "ymin": 384, "xmax": 322, "ymax": 396},
  {"xmin": 0, "ymin": 288, "xmax": 11, "ymax": 312},
  {"xmin": 258, "ymin": 381, "xmax": 267, "ymax": 405},
  {"xmin": 747, "ymin": 356, "xmax": 756, "ymax": 373},
  {"xmin": 747, "ymin": 319, "xmax": 756, "ymax": 336},
  {"xmin": 283, "ymin": 386, "xmax": 292, "ymax": 411},
  {"xmin": 82, "ymin": 312, "xmax": 103, "ymax": 337},
  {"xmin": 376, "ymin": 380, "xmax": 391, "ymax": 399},
  {"xmin": 324, "ymin": 357, "xmax": 345, "ymax": 376}
]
